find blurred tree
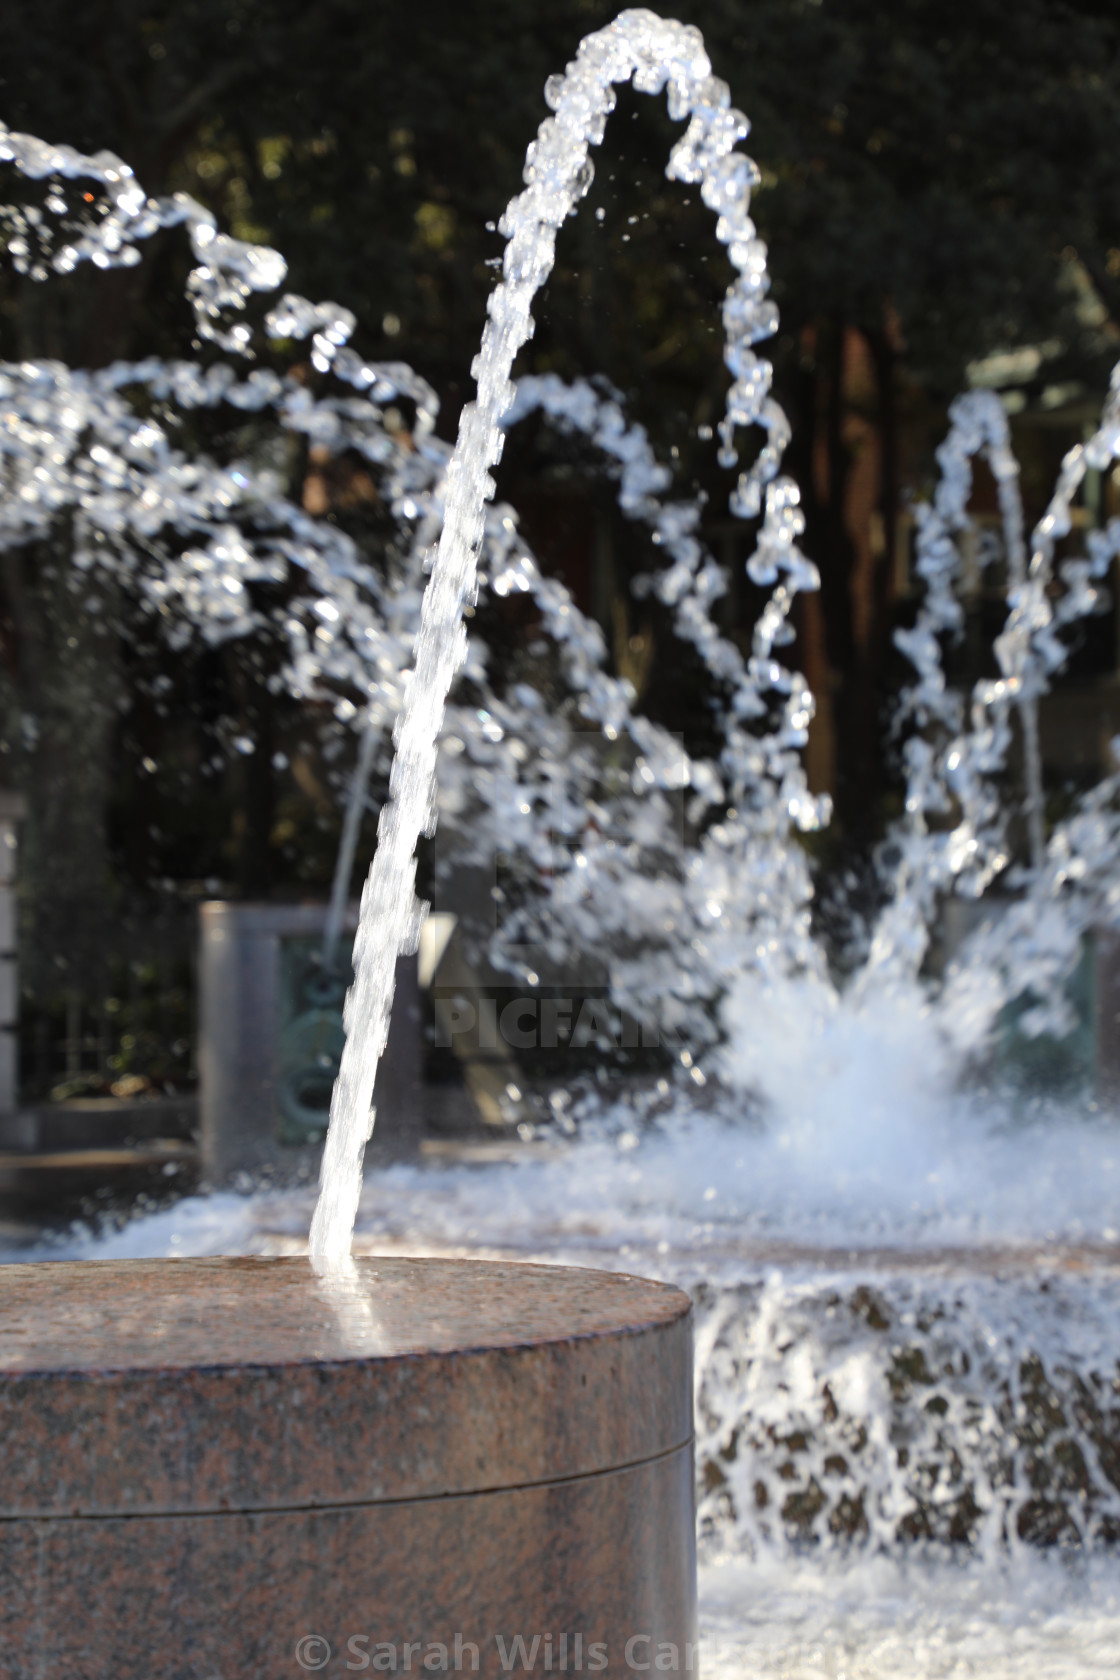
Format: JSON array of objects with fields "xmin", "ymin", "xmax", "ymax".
[{"xmin": 1, "ymin": 0, "xmax": 1119, "ymax": 943}]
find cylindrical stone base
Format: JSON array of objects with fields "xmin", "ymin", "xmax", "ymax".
[{"xmin": 0, "ymin": 1256, "xmax": 695, "ymax": 1680}]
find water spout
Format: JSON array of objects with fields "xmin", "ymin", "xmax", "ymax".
[{"xmin": 308, "ymin": 8, "xmax": 819, "ymax": 1268}]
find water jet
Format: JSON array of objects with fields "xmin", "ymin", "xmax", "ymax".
[
  {"xmin": 4, "ymin": 6, "xmax": 1120, "ymax": 1674},
  {"xmin": 0, "ymin": 9, "xmax": 776, "ymax": 1665}
]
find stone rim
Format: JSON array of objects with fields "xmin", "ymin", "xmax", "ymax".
[{"xmin": 0, "ymin": 1255, "xmax": 694, "ymax": 1518}]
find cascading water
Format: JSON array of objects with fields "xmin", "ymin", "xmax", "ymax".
[
  {"xmin": 306, "ymin": 7, "xmax": 1120, "ymax": 1265},
  {"xmin": 5, "ymin": 9, "xmax": 1120, "ymax": 1672},
  {"xmin": 4, "ymin": 11, "xmax": 1119, "ymax": 1185}
]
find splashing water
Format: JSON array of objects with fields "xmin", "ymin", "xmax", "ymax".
[
  {"xmin": 6, "ymin": 9, "xmax": 1120, "ymax": 1267},
  {"xmin": 9, "ymin": 887, "xmax": 1120, "ymax": 1671},
  {"xmin": 857, "ymin": 377, "xmax": 1120, "ymax": 1033},
  {"xmin": 6, "ymin": 10, "xmax": 1120, "ymax": 1243},
  {"xmin": 0, "ymin": 122, "xmax": 286, "ymax": 349},
  {"xmin": 307, "ymin": 8, "xmax": 827, "ymax": 1267},
  {"xmin": 306, "ymin": 10, "xmax": 1120, "ymax": 1265},
  {"xmin": 7, "ymin": 28, "xmax": 1120, "ymax": 1649}
]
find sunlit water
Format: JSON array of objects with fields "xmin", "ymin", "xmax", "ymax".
[
  {"xmin": 10, "ymin": 1054, "xmax": 1120, "ymax": 1678},
  {"xmin": 308, "ymin": 6, "xmax": 828, "ymax": 1266},
  {"xmin": 6, "ymin": 8, "xmax": 1120, "ymax": 1671},
  {"xmin": 700, "ymin": 1552, "xmax": 1120, "ymax": 1679}
]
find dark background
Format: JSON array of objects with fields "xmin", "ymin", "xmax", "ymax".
[{"xmin": 2, "ymin": 0, "xmax": 1120, "ymax": 1094}]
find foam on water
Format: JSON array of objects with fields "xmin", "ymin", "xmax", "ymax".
[
  {"xmin": 12, "ymin": 1086, "xmax": 1120, "ymax": 1677},
  {"xmin": 715, "ymin": 973, "xmax": 1120, "ymax": 1245},
  {"xmin": 6, "ymin": 8, "xmax": 1120, "ymax": 1668},
  {"xmin": 699, "ymin": 1552, "xmax": 1120, "ymax": 1679},
  {"xmin": 22, "ymin": 1083, "xmax": 1120, "ymax": 1269},
  {"xmin": 9, "ymin": 933, "xmax": 1120, "ymax": 1669}
]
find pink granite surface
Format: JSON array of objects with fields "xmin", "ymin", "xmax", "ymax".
[
  {"xmin": 0, "ymin": 1256, "xmax": 692, "ymax": 1516},
  {"xmin": 0, "ymin": 1255, "xmax": 688, "ymax": 1371},
  {"xmin": 1, "ymin": 1449, "xmax": 695, "ymax": 1680},
  {"xmin": 0, "ymin": 1257, "xmax": 695, "ymax": 1678}
]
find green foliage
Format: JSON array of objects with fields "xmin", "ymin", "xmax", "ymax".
[{"xmin": 2, "ymin": 1, "xmax": 1117, "ymax": 389}]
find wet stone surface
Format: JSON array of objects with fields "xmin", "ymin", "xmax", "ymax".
[
  {"xmin": 0, "ymin": 1255, "xmax": 693, "ymax": 1514},
  {"xmin": 0, "ymin": 1255, "xmax": 697, "ymax": 1679}
]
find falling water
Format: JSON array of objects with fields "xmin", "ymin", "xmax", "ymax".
[
  {"xmin": 0, "ymin": 88, "xmax": 820, "ymax": 1092},
  {"xmin": 3, "ymin": 35, "xmax": 1120, "ymax": 1680},
  {"xmin": 7, "ymin": 25, "xmax": 1120, "ymax": 1656},
  {"xmin": 5, "ymin": 10, "xmax": 1120, "ymax": 1276},
  {"xmin": 307, "ymin": 7, "xmax": 824, "ymax": 1267},
  {"xmin": 4, "ymin": 11, "xmax": 1117, "ymax": 1269}
]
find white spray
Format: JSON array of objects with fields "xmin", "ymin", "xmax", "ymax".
[{"xmin": 308, "ymin": 8, "xmax": 819, "ymax": 1267}]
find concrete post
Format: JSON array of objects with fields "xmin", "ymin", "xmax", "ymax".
[
  {"xmin": 199, "ymin": 901, "xmax": 423, "ymax": 1183},
  {"xmin": 1095, "ymin": 926, "xmax": 1120, "ymax": 1105}
]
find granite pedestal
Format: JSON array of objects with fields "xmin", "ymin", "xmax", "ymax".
[{"xmin": 0, "ymin": 1256, "xmax": 695, "ymax": 1679}]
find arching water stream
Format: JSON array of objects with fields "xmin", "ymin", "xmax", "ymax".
[{"xmin": 4, "ymin": 10, "xmax": 1120, "ymax": 1673}]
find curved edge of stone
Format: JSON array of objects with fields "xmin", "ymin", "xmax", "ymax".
[{"xmin": 0, "ymin": 1255, "xmax": 694, "ymax": 1517}]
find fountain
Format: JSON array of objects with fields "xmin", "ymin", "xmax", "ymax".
[
  {"xmin": 4, "ymin": 6, "xmax": 1120, "ymax": 1675},
  {"xmin": 0, "ymin": 8, "xmax": 831, "ymax": 1670}
]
